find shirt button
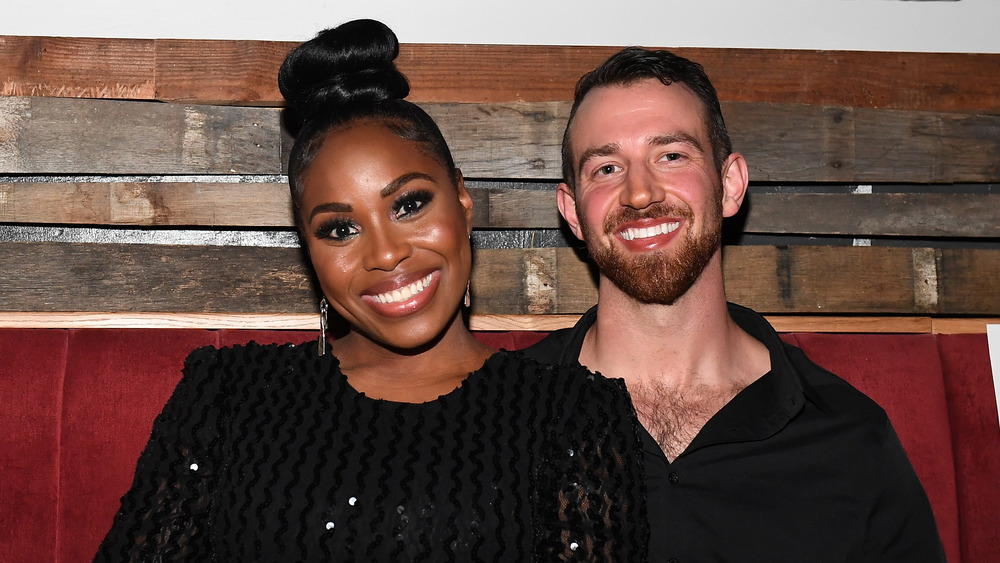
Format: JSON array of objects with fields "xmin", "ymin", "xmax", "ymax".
[
  {"xmin": 667, "ymin": 558, "xmax": 679, "ymax": 563},
  {"xmin": 668, "ymin": 472, "xmax": 680, "ymax": 484}
]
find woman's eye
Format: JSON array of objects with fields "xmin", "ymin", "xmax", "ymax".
[
  {"xmin": 393, "ymin": 191, "xmax": 432, "ymax": 219},
  {"xmin": 315, "ymin": 220, "xmax": 359, "ymax": 242}
]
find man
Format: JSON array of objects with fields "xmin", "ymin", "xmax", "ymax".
[{"xmin": 525, "ymin": 47, "xmax": 945, "ymax": 561}]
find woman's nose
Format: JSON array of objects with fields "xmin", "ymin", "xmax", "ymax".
[{"xmin": 361, "ymin": 227, "xmax": 413, "ymax": 272}]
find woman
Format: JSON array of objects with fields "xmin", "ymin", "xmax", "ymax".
[{"xmin": 95, "ymin": 19, "xmax": 647, "ymax": 561}]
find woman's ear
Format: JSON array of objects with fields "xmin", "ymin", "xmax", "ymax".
[
  {"xmin": 454, "ymin": 169, "xmax": 475, "ymax": 235},
  {"xmin": 720, "ymin": 153, "xmax": 749, "ymax": 218}
]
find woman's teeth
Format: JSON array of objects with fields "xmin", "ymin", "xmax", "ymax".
[{"xmin": 372, "ymin": 274, "xmax": 434, "ymax": 304}]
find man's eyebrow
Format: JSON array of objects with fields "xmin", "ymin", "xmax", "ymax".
[
  {"xmin": 380, "ymin": 172, "xmax": 435, "ymax": 199},
  {"xmin": 577, "ymin": 143, "xmax": 621, "ymax": 175},
  {"xmin": 649, "ymin": 133, "xmax": 703, "ymax": 152}
]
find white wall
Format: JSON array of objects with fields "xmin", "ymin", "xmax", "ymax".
[{"xmin": 3, "ymin": 0, "xmax": 1000, "ymax": 53}]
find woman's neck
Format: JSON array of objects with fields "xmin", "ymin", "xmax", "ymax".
[{"xmin": 331, "ymin": 313, "xmax": 494, "ymax": 403}]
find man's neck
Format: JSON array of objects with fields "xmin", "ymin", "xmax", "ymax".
[
  {"xmin": 579, "ymin": 266, "xmax": 771, "ymax": 460},
  {"xmin": 579, "ymin": 267, "xmax": 768, "ymax": 391}
]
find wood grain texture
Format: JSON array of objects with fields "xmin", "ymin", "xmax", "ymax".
[
  {"xmin": 4, "ymin": 96, "xmax": 999, "ymax": 182},
  {"xmin": 5, "ymin": 182, "xmax": 997, "ymax": 239},
  {"xmin": 4, "ymin": 37, "xmax": 1000, "ymax": 113},
  {"xmin": 0, "ymin": 36, "xmax": 154, "ymax": 98},
  {"xmin": 0, "ymin": 182, "xmax": 294, "ymax": 226},
  {"xmin": 739, "ymin": 193, "xmax": 1000, "ymax": 238},
  {"xmin": 3, "ymin": 242, "xmax": 997, "ymax": 315},
  {"xmin": 0, "ymin": 96, "xmax": 281, "ymax": 174}
]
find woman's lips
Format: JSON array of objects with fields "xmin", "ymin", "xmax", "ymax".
[{"xmin": 362, "ymin": 270, "xmax": 440, "ymax": 317}]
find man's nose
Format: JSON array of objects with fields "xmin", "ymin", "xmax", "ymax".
[
  {"xmin": 362, "ymin": 227, "xmax": 413, "ymax": 271},
  {"xmin": 619, "ymin": 166, "xmax": 665, "ymax": 209}
]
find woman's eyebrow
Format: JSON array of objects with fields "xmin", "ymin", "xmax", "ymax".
[
  {"xmin": 380, "ymin": 172, "xmax": 435, "ymax": 199},
  {"xmin": 309, "ymin": 201, "xmax": 351, "ymax": 221}
]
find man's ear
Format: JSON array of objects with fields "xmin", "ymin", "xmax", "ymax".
[
  {"xmin": 454, "ymin": 169, "xmax": 475, "ymax": 235},
  {"xmin": 556, "ymin": 183, "xmax": 585, "ymax": 241},
  {"xmin": 720, "ymin": 153, "xmax": 749, "ymax": 218}
]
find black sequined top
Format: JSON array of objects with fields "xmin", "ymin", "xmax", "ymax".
[{"xmin": 95, "ymin": 343, "xmax": 649, "ymax": 562}]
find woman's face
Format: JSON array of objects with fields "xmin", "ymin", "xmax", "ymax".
[{"xmin": 298, "ymin": 122, "xmax": 474, "ymax": 350}]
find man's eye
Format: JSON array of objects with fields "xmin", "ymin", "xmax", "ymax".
[
  {"xmin": 660, "ymin": 152, "xmax": 682, "ymax": 162},
  {"xmin": 596, "ymin": 164, "xmax": 619, "ymax": 176}
]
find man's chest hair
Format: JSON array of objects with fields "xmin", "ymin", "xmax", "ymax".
[{"xmin": 629, "ymin": 379, "xmax": 747, "ymax": 461}]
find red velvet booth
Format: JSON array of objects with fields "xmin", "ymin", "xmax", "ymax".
[{"xmin": 2, "ymin": 328, "xmax": 998, "ymax": 562}]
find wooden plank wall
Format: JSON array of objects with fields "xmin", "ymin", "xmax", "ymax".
[{"xmin": 1, "ymin": 37, "xmax": 998, "ymax": 332}]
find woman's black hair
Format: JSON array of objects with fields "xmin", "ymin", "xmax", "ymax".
[{"xmin": 278, "ymin": 19, "xmax": 457, "ymax": 228}]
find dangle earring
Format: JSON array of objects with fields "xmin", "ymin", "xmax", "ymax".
[
  {"xmin": 464, "ymin": 282, "xmax": 471, "ymax": 308},
  {"xmin": 318, "ymin": 297, "xmax": 329, "ymax": 357}
]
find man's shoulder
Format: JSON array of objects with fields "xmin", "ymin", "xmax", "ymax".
[
  {"xmin": 520, "ymin": 305, "xmax": 597, "ymax": 365},
  {"xmin": 520, "ymin": 326, "xmax": 578, "ymax": 364},
  {"xmin": 728, "ymin": 302, "xmax": 890, "ymax": 421},
  {"xmin": 781, "ymin": 338, "xmax": 892, "ymax": 424}
]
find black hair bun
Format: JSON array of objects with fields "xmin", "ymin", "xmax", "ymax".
[{"xmin": 278, "ymin": 19, "xmax": 409, "ymax": 126}]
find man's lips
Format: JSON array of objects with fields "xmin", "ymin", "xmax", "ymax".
[{"xmin": 618, "ymin": 220, "xmax": 681, "ymax": 241}]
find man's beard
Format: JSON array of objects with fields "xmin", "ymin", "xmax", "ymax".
[{"xmin": 581, "ymin": 198, "xmax": 722, "ymax": 305}]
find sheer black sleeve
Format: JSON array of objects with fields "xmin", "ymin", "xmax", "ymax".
[
  {"xmin": 94, "ymin": 346, "xmax": 227, "ymax": 562},
  {"xmin": 531, "ymin": 365, "xmax": 649, "ymax": 562}
]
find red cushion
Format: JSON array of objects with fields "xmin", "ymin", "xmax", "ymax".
[
  {"xmin": 474, "ymin": 331, "xmax": 548, "ymax": 351},
  {"xmin": 938, "ymin": 333, "xmax": 1000, "ymax": 563},
  {"xmin": 5, "ymin": 328, "xmax": 995, "ymax": 562},
  {"xmin": 0, "ymin": 329, "xmax": 67, "ymax": 563},
  {"xmin": 783, "ymin": 333, "xmax": 961, "ymax": 563},
  {"xmin": 58, "ymin": 329, "xmax": 221, "ymax": 562}
]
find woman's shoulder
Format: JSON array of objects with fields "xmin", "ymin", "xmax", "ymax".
[
  {"xmin": 478, "ymin": 349, "xmax": 633, "ymax": 408},
  {"xmin": 180, "ymin": 340, "xmax": 331, "ymax": 388},
  {"xmin": 185, "ymin": 339, "xmax": 319, "ymax": 365}
]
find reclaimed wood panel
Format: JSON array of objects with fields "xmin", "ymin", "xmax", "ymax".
[
  {"xmin": 4, "ymin": 182, "xmax": 998, "ymax": 239},
  {"xmin": 0, "ymin": 36, "xmax": 154, "ymax": 98},
  {"xmin": 740, "ymin": 193, "xmax": 1000, "ymax": 238},
  {"xmin": 937, "ymin": 249, "xmax": 1000, "ymax": 315},
  {"xmin": 4, "ymin": 37, "xmax": 1000, "ymax": 113},
  {"xmin": 154, "ymin": 39, "xmax": 292, "ymax": 105},
  {"xmin": 731, "ymin": 103, "xmax": 1000, "ymax": 182},
  {"xmin": 723, "ymin": 246, "xmax": 934, "ymax": 314},
  {"xmin": 0, "ymin": 241, "xmax": 318, "ymax": 313},
  {"xmin": 3, "ymin": 242, "xmax": 997, "ymax": 315},
  {"xmin": 0, "ymin": 182, "xmax": 294, "ymax": 226},
  {"xmin": 0, "ymin": 96, "xmax": 281, "ymax": 174},
  {"xmin": 4, "ymin": 96, "xmax": 1000, "ymax": 182}
]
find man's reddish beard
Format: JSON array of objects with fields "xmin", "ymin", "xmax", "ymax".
[{"xmin": 579, "ymin": 194, "xmax": 723, "ymax": 305}]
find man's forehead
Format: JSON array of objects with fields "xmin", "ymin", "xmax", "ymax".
[{"xmin": 569, "ymin": 80, "xmax": 707, "ymax": 150}]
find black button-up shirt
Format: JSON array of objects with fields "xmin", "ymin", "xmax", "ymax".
[{"xmin": 524, "ymin": 303, "xmax": 945, "ymax": 562}]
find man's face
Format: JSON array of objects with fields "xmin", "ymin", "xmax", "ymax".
[{"xmin": 559, "ymin": 79, "xmax": 739, "ymax": 305}]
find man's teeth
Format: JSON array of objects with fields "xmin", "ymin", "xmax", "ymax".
[
  {"xmin": 372, "ymin": 274, "xmax": 434, "ymax": 304},
  {"xmin": 620, "ymin": 221, "xmax": 680, "ymax": 241}
]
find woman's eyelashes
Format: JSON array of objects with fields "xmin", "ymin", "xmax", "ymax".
[
  {"xmin": 392, "ymin": 190, "xmax": 433, "ymax": 220},
  {"xmin": 313, "ymin": 190, "xmax": 434, "ymax": 242},
  {"xmin": 314, "ymin": 218, "xmax": 359, "ymax": 242}
]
